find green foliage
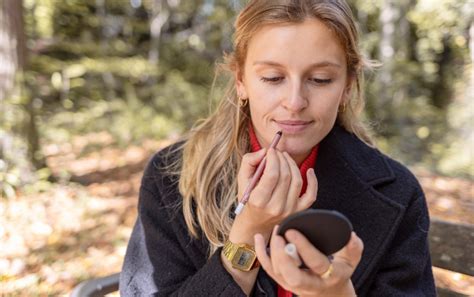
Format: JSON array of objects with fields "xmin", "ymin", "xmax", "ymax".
[
  {"xmin": 349, "ymin": 0, "xmax": 472, "ymax": 176},
  {"xmin": 2, "ymin": 0, "xmax": 471, "ymax": 200}
]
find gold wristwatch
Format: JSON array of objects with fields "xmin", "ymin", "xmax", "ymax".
[{"xmin": 222, "ymin": 240, "xmax": 260, "ymax": 271}]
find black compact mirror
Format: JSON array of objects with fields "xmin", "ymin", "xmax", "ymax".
[{"xmin": 278, "ymin": 209, "xmax": 353, "ymax": 257}]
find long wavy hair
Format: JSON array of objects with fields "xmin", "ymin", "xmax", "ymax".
[{"xmin": 166, "ymin": 0, "xmax": 375, "ymax": 257}]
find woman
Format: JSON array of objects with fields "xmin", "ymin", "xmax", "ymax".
[{"xmin": 120, "ymin": 0, "xmax": 436, "ymax": 296}]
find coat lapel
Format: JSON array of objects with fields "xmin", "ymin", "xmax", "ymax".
[{"xmin": 313, "ymin": 124, "xmax": 406, "ymax": 289}]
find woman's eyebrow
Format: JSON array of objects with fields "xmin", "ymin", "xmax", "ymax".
[{"xmin": 252, "ymin": 60, "xmax": 342, "ymax": 69}]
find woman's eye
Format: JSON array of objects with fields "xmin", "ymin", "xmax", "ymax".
[
  {"xmin": 260, "ymin": 77, "xmax": 332, "ymax": 85},
  {"xmin": 260, "ymin": 77, "xmax": 283, "ymax": 83},
  {"xmin": 310, "ymin": 78, "xmax": 332, "ymax": 84}
]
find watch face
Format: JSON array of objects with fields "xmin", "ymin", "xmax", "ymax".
[
  {"xmin": 237, "ymin": 251, "xmax": 252, "ymax": 266},
  {"xmin": 232, "ymin": 248, "xmax": 256, "ymax": 271}
]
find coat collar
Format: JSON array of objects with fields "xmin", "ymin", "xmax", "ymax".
[
  {"xmin": 316, "ymin": 124, "xmax": 396, "ymax": 186},
  {"xmin": 312, "ymin": 124, "xmax": 406, "ymax": 290}
]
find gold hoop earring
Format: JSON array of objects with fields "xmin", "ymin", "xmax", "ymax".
[
  {"xmin": 339, "ymin": 102, "xmax": 346, "ymax": 113},
  {"xmin": 239, "ymin": 97, "xmax": 248, "ymax": 107}
]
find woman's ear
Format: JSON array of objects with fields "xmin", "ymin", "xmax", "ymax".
[
  {"xmin": 342, "ymin": 74, "xmax": 355, "ymax": 103},
  {"xmin": 234, "ymin": 68, "xmax": 248, "ymax": 99}
]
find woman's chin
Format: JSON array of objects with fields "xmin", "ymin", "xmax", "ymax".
[{"xmin": 277, "ymin": 142, "xmax": 315, "ymax": 160}]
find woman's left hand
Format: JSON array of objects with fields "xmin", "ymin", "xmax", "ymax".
[{"xmin": 254, "ymin": 225, "xmax": 364, "ymax": 297}]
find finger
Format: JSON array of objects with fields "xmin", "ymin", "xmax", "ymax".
[
  {"xmin": 296, "ymin": 168, "xmax": 318, "ymax": 212},
  {"xmin": 254, "ymin": 233, "xmax": 275, "ymax": 276},
  {"xmin": 278, "ymin": 256, "xmax": 322, "ymax": 293},
  {"xmin": 282, "ymin": 152, "xmax": 302, "ymax": 213},
  {"xmin": 269, "ymin": 224, "xmax": 287, "ymax": 277},
  {"xmin": 266, "ymin": 151, "xmax": 291, "ymax": 214},
  {"xmin": 238, "ymin": 148, "xmax": 267, "ymax": 181},
  {"xmin": 332, "ymin": 232, "xmax": 364, "ymax": 278},
  {"xmin": 251, "ymin": 148, "xmax": 280, "ymax": 206},
  {"xmin": 275, "ymin": 241, "xmax": 323, "ymax": 293},
  {"xmin": 285, "ymin": 229, "xmax": 331, "ymax": 276},
  {"xmin": 257, "ymin": 235, "xmax": 297, "ymax": 294}
]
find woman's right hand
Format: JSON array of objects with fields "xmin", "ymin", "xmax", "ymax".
[{"xmin": 229, "ymin": 148, "xmax": 318, "ymax": 245}]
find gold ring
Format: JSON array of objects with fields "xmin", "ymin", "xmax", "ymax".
[{"xmin": 320, "ymin": 262, "xmax": 333, "ymax": 279}]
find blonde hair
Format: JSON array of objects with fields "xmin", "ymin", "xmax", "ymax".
[{"xmin": 167, "ymin": 0, "xmax": 374, "ymax": 257}]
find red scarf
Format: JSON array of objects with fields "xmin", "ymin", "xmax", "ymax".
[{"xmin": 248, "ymin": 124, "xmax": 319, "ymax": 297}]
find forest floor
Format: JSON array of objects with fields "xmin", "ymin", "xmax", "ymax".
[{"xmin": 0, "ymin": 132, "xmax": 473, "ymax": 296}]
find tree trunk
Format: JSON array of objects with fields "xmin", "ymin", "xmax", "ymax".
[
  {"xmin": 95, "ymin": 0, "xmax": 117, "ymax": 100},
  {"xmin": 431, "ymin": 35, "xmax": 453, "ymax": 109},
  {"xmin": 0, "ymin": 0, "xmax": 25, "ymax": 100},
  {"xmin": 378, "ymin": 0, "xmax": 397, "ymax": 122},
  {"xmin": 148, "ymin": 0, "xmax": 170, "ymax": 64},
  {"xmin": 470, "ymin": 20, "xmax": 473, "ymax": 98},
  {"xmin": 1, "ymin": 0, "xmax": 47, "ymax": 180},
  {"xmin": 1, "ymin": 0, "xmax": 26, "ymax": 170}
]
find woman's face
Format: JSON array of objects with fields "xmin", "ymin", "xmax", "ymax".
[{"xmin": 236, "ymin": 18, "xmax": 351, "ymax": 164}]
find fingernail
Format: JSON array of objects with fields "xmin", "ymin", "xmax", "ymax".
[
  {"xmin": 350, "ymin": 232, "xmax": 357, "ymax": 247},
  {"xmin": 254, "ymin": 233, "xmax": 261, "ymax": 242},
  {"xmin": 285, "ymin": 230, "xmax": 297, "ymax": 241}
]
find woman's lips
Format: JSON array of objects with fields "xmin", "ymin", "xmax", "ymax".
[{"xmin": 273, "ymin": 120, "xmax": 313, "ymax": 133}]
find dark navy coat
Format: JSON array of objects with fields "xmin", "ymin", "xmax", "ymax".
[{"xmin": 120, "ymin": 124, "xmax": 436, "ymax": 296}]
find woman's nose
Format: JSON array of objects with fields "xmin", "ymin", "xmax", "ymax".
[{"xmin": 282, "ymin": 81, "xmax": 308, "ymax": 112}]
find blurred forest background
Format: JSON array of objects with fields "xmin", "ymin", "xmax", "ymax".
[{"xmin": 0, "ymin": 0, "xmax": 472, "ymax": 295}]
